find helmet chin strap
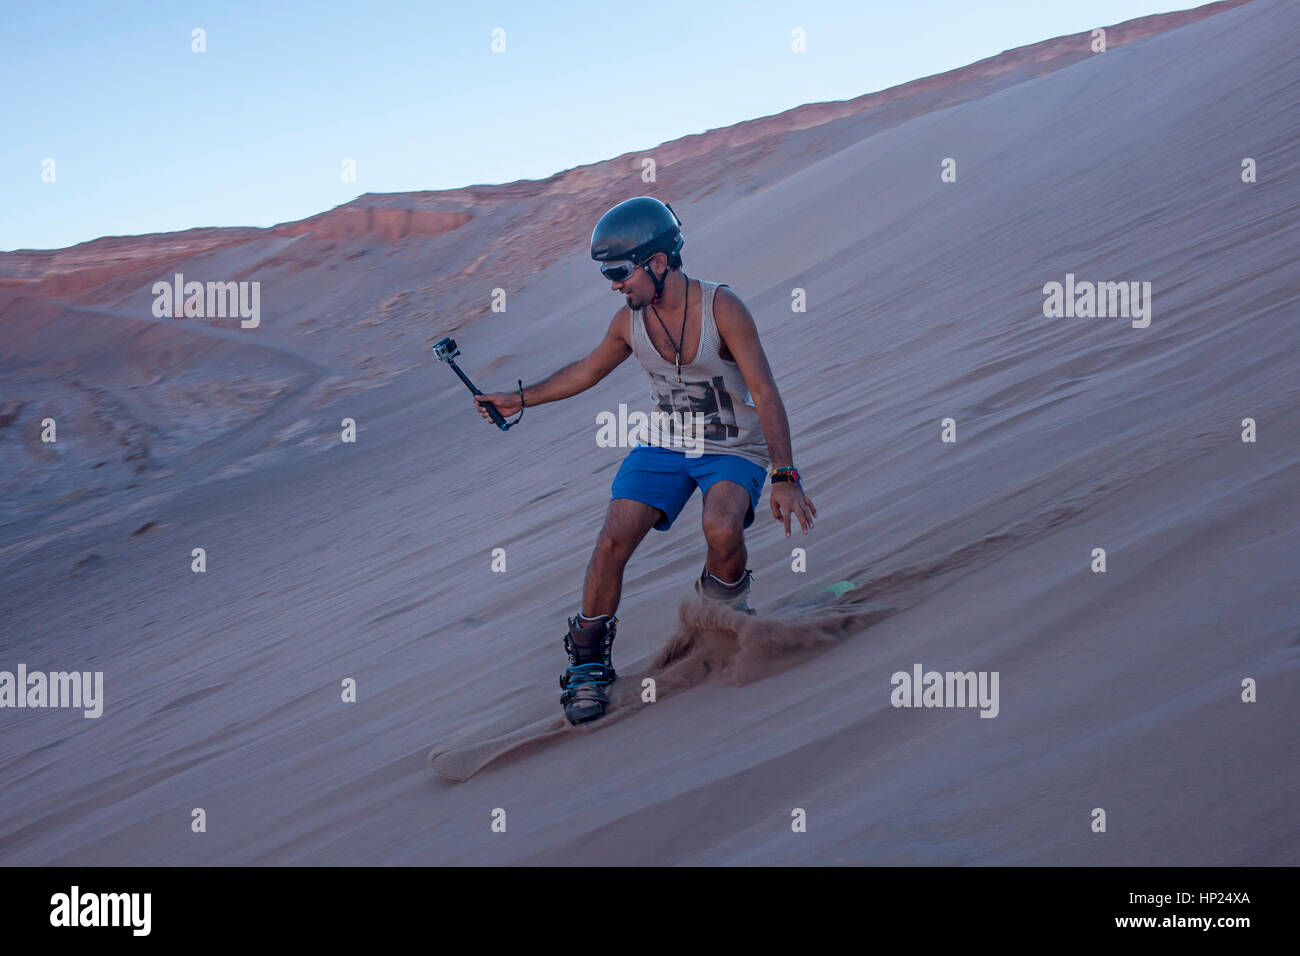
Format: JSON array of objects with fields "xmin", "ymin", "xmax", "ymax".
[{"xmin": 645, "ymin": 260, "xmax": 667, "ymax": 304}]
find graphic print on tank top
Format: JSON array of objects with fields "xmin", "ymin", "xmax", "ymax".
[{"xmin": 652, "ymin": 376, "xmax": 739, "ymax": 442}]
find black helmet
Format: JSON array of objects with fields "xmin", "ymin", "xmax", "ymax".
[{"xmin": 590, "ymin": 197, "xmax": 684, "ymax": 267}]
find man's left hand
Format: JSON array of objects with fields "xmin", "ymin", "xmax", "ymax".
[{"xmin": 771, "ymin": 482, "xmax": 816, "ymax": 537}]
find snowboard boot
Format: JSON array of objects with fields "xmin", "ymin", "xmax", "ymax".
[
  {"xmin": 560, "ymin": 613, "xmax": 618, "ymax": 725},
  {"xmin": 694, "ymin": 564, "xmax": 757, "ymax": 615}
]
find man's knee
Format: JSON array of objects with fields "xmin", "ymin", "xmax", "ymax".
[
  {"xmin": 595, "ymin": 529, "xmax": 637, "ymax": 562},
  {"xmin": 595, "ymin": 505, "xmax": 657, "ymax": 562},
  {"xmin": 701, "ymin": 510, "xmax": 744, "ymax": 551}
]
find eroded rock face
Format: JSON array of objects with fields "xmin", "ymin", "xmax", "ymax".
[{"xmin": 273, "ymin": 207, "xmax": 473, "ymax": 242}]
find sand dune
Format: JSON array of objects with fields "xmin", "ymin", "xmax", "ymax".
[{"xmin": 1, "ymin": 0, "xmax": 1296, "ymax": 865}]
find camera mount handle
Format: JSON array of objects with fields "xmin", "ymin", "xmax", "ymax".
[{"xmin": 433, "ymin": 336, "xmax": 511, "ymax": 430}]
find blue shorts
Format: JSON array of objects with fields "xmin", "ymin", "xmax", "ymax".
[{"xmin": 610, "ymin": 444, "xmax": 768, "ymax": 532}]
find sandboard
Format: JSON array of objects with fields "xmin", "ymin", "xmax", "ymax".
[
  {"xmin": 427, "ymin": 592, "xmax": 888, "ymax": 782},
  {"xmin": 428, "ymin": 671, "xmax": 651, "ymax": 781}
]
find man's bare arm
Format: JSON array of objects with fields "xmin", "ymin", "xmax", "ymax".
[
  {"xmin": 473, "ymin": 310, "xmax": 631, "ymax": 422},
  {"xmin": 712, "ymin": 287, "xmax": 795, "ymax": 468},
  {"xmin": 520, "ymin": 309, "xmax": 632, "ymax": 406},
  {"xmin": 713, "ymin": 285, "xmax": 816, "ymax": 535}
]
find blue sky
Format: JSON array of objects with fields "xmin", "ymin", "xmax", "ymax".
[{"xmin": 3, "ymin": 0, "xmax": 1194, "ymax": 250}]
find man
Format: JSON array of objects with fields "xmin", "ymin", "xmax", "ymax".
[{"xmin": 474, "ymin": 197, "xmax": 815, "ymax": 725}]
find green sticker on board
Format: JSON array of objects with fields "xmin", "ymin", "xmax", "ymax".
[{"xmin": 819, "ymin": 580, "xmax": 857, "ymax": 599}]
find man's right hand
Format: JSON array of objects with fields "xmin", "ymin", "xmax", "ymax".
[{"xmin": 474, "ymin": 392, "xmax": 522, "ymax": 421}]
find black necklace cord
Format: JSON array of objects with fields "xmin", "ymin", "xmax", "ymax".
[{"xmin": 649, "ymin": 271, "xmax": 690, "ymax": 382}]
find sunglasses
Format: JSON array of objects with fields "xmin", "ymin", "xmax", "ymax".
[{"xmin": 599, "ymin": 258, "xmax": 643, "ymax": 283}]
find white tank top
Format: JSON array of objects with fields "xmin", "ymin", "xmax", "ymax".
[{"xmin": 629, "ymin": 278, "xmax": 770, "ymax": 469}]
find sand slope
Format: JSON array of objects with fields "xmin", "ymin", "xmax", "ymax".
[{"xmin": 1, "ymin": 0, "xmax": 1296, "ymax": 865}]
